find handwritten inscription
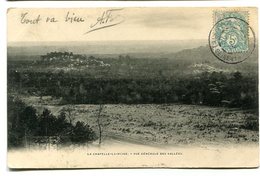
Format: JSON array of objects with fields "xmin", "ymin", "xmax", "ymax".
[
  {"xmin": 19, "ymin": 9, "xmax": 124, "ymax": 34},
  {"xmin": 65, "ymin": 12, "xmax": 85, "ymax": 23},
  {"xmin": 46, "ymin": 17, "xmax": 58, "ymax": 23},
  {"xmin": 85, "ymin": 9, "xmax": 124, "ymax": 34},
  {"xmin": 21, "ymin": 12, "xmax": 41, "ymax": 24}
]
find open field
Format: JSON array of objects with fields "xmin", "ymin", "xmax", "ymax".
[{"xmin": 20, "ymin": 96, "xmax": 259, "ymax": 147}]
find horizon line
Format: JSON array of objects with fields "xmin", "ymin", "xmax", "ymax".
[{"xmin": 7, "ymin": 39, "xmax": 208, "ymax": 45}]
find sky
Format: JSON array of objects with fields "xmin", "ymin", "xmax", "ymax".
[{"xmin": 7, "ymin": 7, "xmax": 258, "ymax": 42}]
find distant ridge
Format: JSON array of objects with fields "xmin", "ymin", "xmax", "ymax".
[
  {"xmin": 7, "ymin": 40, "xmax": 206, "ymax": 57},
  {"xmin": 8, "ymin": 40, "xmax": 257, "ymax": 65}
]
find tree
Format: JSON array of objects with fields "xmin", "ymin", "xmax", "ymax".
[
  {"xmin": 56, "ymin": 111, "xmax": 72, "ymax": 135},
  {"xmin": 61, "ymin": 105, "xmax": 75, "ymax": 125},
  {"xmin": 38, "ymin": 108, "xmax": 57, "ymax": 136},
  {"xmin": 8, "ymin": 96, "xmax": 27, "ymax": 147},
  {"xmin": 233, "ymin": 71, "xmax": 243, "ymax": 81},
  {"xmin": 19, "ymin": 106, "xmax": 38, "ymax": 140},
  {"xmin": 96, "ymin": 104, "xmax": 104, "ymax": 145}
]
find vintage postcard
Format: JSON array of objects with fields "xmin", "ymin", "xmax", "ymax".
[{"xmin": 7, "ymin": 7, "xmax": 258, "ymax": 168}]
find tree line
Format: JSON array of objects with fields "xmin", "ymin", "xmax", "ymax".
[
  {"xmin": 8, "ymin": 70, "xmax": 258, "ymax": 109},
  {"xmin": 8, "ymin": 96, "xmax": 97, "ymax": 148}
]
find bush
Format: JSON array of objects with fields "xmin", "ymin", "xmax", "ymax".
[
  {"xmin": 241, "ymin": 116, "xmax": 259, "ymax": 131},
  {"xmin": 70, "ymin": 121, "xmax": 97, "ymax": 143}
]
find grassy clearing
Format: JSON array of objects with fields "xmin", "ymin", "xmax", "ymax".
[{"xmin": 20, "ymin": 96, "xmax": 258, "ymax": 146}]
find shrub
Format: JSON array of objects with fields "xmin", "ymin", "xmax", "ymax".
[
  {"xmin": 241, "ymin": 116, "xmax": 259, "ymax": 131},
  {"xmin": 70, "ymin": 121, "xmax": 97, "ymax": 143}
]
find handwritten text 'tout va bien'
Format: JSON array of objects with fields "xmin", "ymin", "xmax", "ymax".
[{"xmin": 20, "ymin": 11, "xmax": 85, "ymax": 24}]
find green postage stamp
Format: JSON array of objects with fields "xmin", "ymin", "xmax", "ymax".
[
  {"xmin": 214, "ymin": 11, "xmax": 249, "ymax": 53},
  {"xmin": 209, "ymin": 10, "xmax": 255, "ymax": 64}
]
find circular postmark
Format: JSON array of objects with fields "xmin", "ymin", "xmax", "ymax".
[{"xmin": 209, "ymin": 17, "xmax": 256, "ymax": 64}]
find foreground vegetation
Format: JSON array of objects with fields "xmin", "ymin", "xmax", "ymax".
[{"xmin": 8, "ymin": 96, "xmax": 97, "ymax": 147}]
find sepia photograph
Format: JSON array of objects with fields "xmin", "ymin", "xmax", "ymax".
[{"xmin": 7, "ymin": 7, "xmax": 259, "ymax": 168}]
